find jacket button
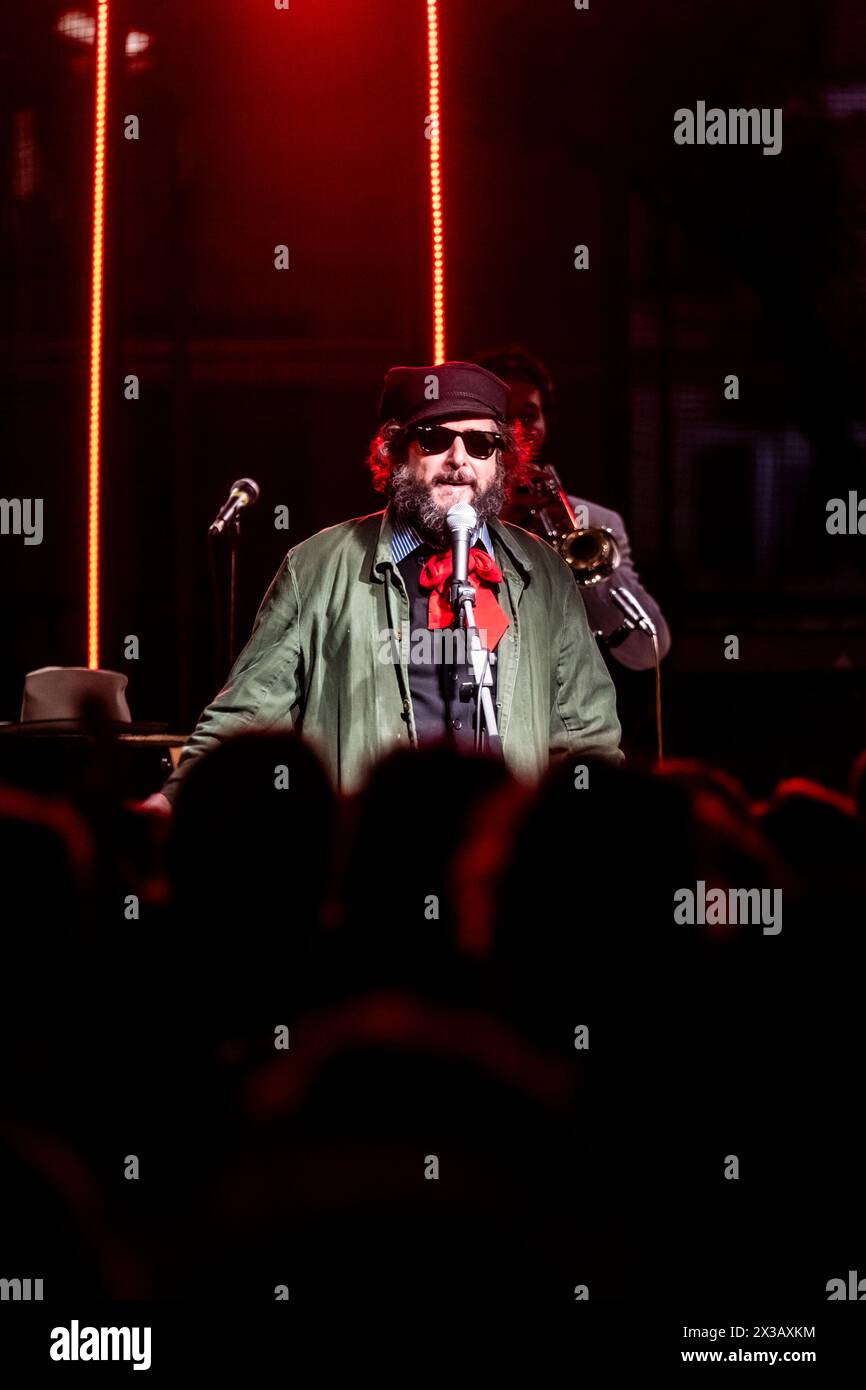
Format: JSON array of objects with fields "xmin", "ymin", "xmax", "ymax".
[{"xmin": 452, "ymin": 718, "xmax": 462, "ymax": 730}]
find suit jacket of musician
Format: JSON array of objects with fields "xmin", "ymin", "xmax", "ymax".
[
  {"xmin": 162, "ymin": 505, "xmax": 623, "ymax": 801},
  {"xmin": 568, "ymin": 495, "xmax": 672, "ymax": 672}
]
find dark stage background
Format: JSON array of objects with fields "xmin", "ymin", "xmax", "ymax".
[{"xmin": 3, "ymin": 0, "xmax": 866, "ymax": 791}]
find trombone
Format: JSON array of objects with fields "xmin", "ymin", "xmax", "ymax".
[
  {"xmin": 508, "ymin": 462, "xmax": 621, "ymax": 585},
  {"xmin": 505, "ymin": 462, "xmax": 664, "ymax": 758}
]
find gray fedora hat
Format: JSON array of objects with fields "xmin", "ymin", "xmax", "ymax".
[{"xmin": 0, "ymin": 666, "xmax": 154, "ymax": 734}]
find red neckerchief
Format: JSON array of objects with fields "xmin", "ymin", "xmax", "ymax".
[{"xmin": 418, "ymin": 545, "xmax": 510, "ymax": 650}]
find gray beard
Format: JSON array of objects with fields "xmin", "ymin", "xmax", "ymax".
[{"xmin": 389, "ymin": 460, "xmax": 507, "ymax": 547}]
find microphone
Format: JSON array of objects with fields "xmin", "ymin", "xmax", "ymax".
[
  {"xmin": 445, "ymin": 501, "xmax": 477, "ymax": 585},
  {"xmin": 445, "ymin": 499, "xmax": 500, "ymax": 746},
  {"xmin": 208, "ymin": 478, "xmax": 261, "ymax": 536},
  {"xmin": 609, "ymin": 585, "xmax": 657, "ymax": 637}
]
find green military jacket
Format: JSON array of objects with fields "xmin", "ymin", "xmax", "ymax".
[{"xmin": 163, "ymin": 506, "xmax": 622, "ymax": 799}]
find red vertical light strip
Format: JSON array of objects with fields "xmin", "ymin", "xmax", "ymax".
[
  {"xmin": 426, "ymin": 0, "xmax": 446, "ymax": 363},
  {"xmin": 87, "ymin": 0, "xmax": 109, "ymax": 669}
]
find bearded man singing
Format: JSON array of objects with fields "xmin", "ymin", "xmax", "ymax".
[{"xmin": 158, "ymin": 362, "xmax": 622, "ymax": 804}]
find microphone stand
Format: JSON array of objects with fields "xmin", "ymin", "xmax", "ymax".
[
  {"xmin": 228, "ymin": 516, "xmax": 240, "ymax": 664},
  {"xmin": 208, "ymin": 479, "xmax": 260, "ymax": 671},
  {"xmin": 449, "ymin": 574, "xmax": 501, "ymax": 755},
  {"xmin": 597, "ymin": 585, "xmax": 664, "ymax": 762}
]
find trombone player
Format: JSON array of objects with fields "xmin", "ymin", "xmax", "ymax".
[{"xmin": 474, "ymin": 346, "xmax": 671, "ymax": 672}]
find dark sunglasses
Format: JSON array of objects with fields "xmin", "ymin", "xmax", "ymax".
[{"xmin": 411, "ymin": 424, "xmax": 503, "ymax": 460}]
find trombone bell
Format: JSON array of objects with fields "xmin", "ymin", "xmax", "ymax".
[
  {"xmin": 560, "ymin": 526, "xmax": 621, "ymax": 585},
  {"xmin": 502, "ymin": 464, "xmax": 622, "ymax": 585}
]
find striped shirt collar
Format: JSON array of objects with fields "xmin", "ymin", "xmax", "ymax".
[{"xmin": 391, "ymin": 517, "xmax": 494, "ymax": 565}]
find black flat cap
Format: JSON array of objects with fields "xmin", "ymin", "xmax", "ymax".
[{"xmin": 379, "ymin": 361, "xmax": 510, "ymax": 428}]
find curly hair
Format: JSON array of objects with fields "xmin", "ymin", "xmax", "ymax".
[
  {"xmin": 471, "ymin": 344, "xmax": 556, "ymax": 416},
  {"xmin": 366, "ymin": 418, "xmax": 531, "ymax": 496}
]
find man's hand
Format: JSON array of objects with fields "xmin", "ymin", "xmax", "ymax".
[{"xmin": 132, "ymin": 791, "xmax": 173, "ymax": 817}]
